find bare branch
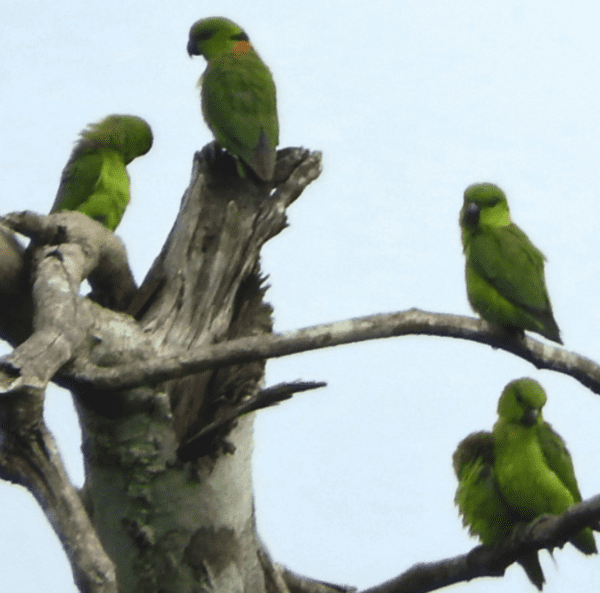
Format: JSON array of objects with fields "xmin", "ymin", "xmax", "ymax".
[
  {"xmin": 0, "ymin": 242, "xmax": 89, "ymax": 393},
  {"xmin": 178, "ymin": 380, "xmax": 326, "ymax": 459},
  {"xmin": 282, "ymin": 568, "xmax": 357, "ymax": 592},
  {"xmin": 72, "ymin": 309, "xmax": 600, "ymax": 394},
  {"xmin": 3, "ymin": 210, "xmax": 136, "ymax": 311},
  {"xmin": 270, "ymin": 147, "xmax": 323, "ymax": 208},
  {"xmin": 0, "ymin": 211, "xmax": 139, "ymax": 394},
  {"xmin": 359, "ymin": 494, "xmax": 600, "ymax": 593},
  {"xmin": 0, "ymin": 402, "xmax": 117, "ymax": 592}
]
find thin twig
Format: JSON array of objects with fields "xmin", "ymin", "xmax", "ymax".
[{"xmin": 177, "ymin": 380, "xmax": 326, "ymax": 459}]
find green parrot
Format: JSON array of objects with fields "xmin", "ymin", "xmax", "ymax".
[
  {"xmin": 187, "ymin": 17, "xmax": 279, "ymax": 181},
  {"xmin": 459, "ymin": 183, "xmax": 562, "ymax": 344},
  {"xmin": 454, "ymin": 378, "xmax": 596, "ymax": 589},
  {"xmin": 454, "ymin": 431, "xmax": 545, "ymax": 589},
  {"xmin": 51, "ymin": 114, "xmax": 153, "ymax": 231},
  {"xmin": 494, "ymin": 378, "xmax": 596, "ymax": 555}
]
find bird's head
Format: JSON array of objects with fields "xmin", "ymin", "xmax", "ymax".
[
  {"xmin": 460, "ymin": 182, "xmax": 511, "ymax": 234},
  {"xmin": 497, "ymin": 378, "xmax": 547, "ymax": 428},
  {"xmin": 81, "ymin": 115, "xmax": 153, "ymax": 164},
  {"xmin": 187, "ymin": 17, "xmax": 250, "ymax": 60}
]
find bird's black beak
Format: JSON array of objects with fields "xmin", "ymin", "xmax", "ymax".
[
  {"xmin": 463, "ymin": 202, "xmax": 480, "ymax": 227},
  {"xmin": 187, "ymin": 38, "xmax": 198, "ymax": 57},
  {"xmin": 521, "ymin": 408, "xmax": 539, "ymax": 427}
]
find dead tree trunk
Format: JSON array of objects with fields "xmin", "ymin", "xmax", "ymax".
[
  {"xmin": 0, "ymin": 146, "xmax": 332, "ymax": 593},
  {"xmin": 75, "ymin": 147, "xmax": 313, "ymax": 593}
]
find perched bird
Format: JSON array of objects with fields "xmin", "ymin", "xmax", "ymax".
[
  {"xmin": 454, "ymin": 378, "xmax": 596, "ymax": 589},
  {"xmin": 459, "ymin": 183, "xmax": 562, "ymax": 344},
  {"xmin": 51, "ymin": 115, "xmax": 153, "ymax": 231},
  {"xmin": 187, "ymin": 17, "xmax": 279, "ymax": 181},
  {"xmin": 454, "ymin": 431, "xmax": 545, "ymax": 589},
  {"xmin": 494, "ymin": 378, "xmax": 596, "ymax": 554}
]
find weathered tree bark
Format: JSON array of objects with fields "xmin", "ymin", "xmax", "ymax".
[{"xmin": 72, "ymin": 147, "xmax": 325, "ymax": 593}]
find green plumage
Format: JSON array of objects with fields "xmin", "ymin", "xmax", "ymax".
[
  {"xmin": 459, "ymin": 183, "xmax": 562, "ymax": 344},
  {"xmin": 494, "ymin": 378, "xmax": 596, "ymax": 554},
  {"xmin": 187, "ymin": 17, "xmax": 279, "ymax": 181},
  {"xmin": 454, "ymin": 378, "xmax": 596, "ymax": 589},
  {"xmin": 453, "ymin": 431, "xmax": 545, "ymax": 589},
  {"xmin": 51, "ymin": 114, "xmax": 153, "ymax": 231}
]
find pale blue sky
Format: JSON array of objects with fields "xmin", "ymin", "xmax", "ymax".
[{"xmin": 2, "ymin": 1, "xmax": 600, "ymax": 591}]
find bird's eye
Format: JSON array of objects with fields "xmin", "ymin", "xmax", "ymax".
[
  {"xmin": 515, "ymin": 393, "xmax": 523, "ymax": 404},
  {"xmin": 488, "ymin": 198, "xmax": 500, "ymax": 207},
  {"xmin": 196, "ymin": 29, "xmax": 215, "ymax": 41},
  {"xmin": 231, "ymin": 31, "xmax": 249, "ymax": 42}
]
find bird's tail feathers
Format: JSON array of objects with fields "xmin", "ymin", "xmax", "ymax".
[{"xmin": 518, "ymin": 551, "xmax": 545, "ymax": 590}]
